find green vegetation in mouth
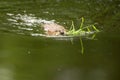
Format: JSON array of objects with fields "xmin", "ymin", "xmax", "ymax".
[
  {"xmin": 66, "ymin": 17, "xmax": 100, "ymax": 36},
  {"xmin": 66, "ymin": 17, "xmax": 100, "ymax": 54}
]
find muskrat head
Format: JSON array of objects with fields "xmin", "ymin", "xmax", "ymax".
[{"xmin": 42, "ymin": 23, "xmax": 66, "ymax": 36}]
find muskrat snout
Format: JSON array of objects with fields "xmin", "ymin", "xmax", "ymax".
[{"xmin": 59, "ymin": 31, "xmax": 65, "ymax": 35}]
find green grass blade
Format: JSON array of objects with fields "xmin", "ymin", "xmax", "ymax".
[
  {"xmin": 92, "ymin": 25, "xmax": 99, "ymax": 32},
  {"xmin": 91, "ymin": 34, "xmax": 96, "ymax": 39},
  {"xmin": 71, "ymin": 21, "xmax": 75, "ymax": 31},
  {"xmin": 80, "ymin": 17, "xmax": 84, "ymax": 29},
  {"xmin": 87, "ymin": 27, "xmax": 91, "ymax": 32},
  {"xmin": 80, "ymin": 37, "xmax": 84, "ymax": 54},
  {"xmin": 69, "ymin": 21, "xmax": 73, "ymax": 30}
]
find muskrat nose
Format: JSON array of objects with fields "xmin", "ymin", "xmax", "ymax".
[{"xmin": 60, "ymin": 31, "xmax": 64, "ymax": 35}]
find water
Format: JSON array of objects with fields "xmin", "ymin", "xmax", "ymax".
[{"xmin": 0, "ymin": 0, "xmax": 120, "ymax": 80}]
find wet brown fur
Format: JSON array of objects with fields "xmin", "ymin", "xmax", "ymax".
[{"xmin": 42, "ymin": 23, "xmax": 66, "ymax": 36}]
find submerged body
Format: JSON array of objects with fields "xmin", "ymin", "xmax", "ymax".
[{"xmin": 42, "ymin": 23, "xmax": 66, "ymax": 36}]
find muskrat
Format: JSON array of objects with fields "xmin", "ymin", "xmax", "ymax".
[{"xmin": 41, "ymin": 23, "xmax": 67, "ymax": 36}]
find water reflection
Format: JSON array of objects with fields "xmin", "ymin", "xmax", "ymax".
[
  {"xmin": 0, "ymin": 32, "xmax": 119, "ymax": 80},
  {"xmin": 54, "ymin": 68, "xmax": 107, "ymax": 80},
  {"xmin": 0, "ymin": 66, "xmax": 14, "ymax": 80},
  {"xmin": 87, "ymin": 68, "xmax": 107, "ymax": 80},
  {"xmin": 54, "ymin": 68, "xmax": 83, "ymax": 80}
]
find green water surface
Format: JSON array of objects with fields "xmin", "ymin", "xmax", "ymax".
[{"xmin": 0, "ymin": 0, "xmax": 120, "ymax": 80}]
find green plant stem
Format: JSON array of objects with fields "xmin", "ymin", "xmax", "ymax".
[
  {"xmin": 80, "ymin": 37, "xmax": 84, "ymax": 54},
  {"xmin": 92, "ymin": 25, "xmax": 99, "ymax": 32},
  {"xmin": 80, "ymin": 17, "xmax": 84, "ymax": 29}
]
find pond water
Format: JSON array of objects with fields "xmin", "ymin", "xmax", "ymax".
[{"xmin": 0, "ymin": 0, "xmax": 120, "ymax": 80}]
